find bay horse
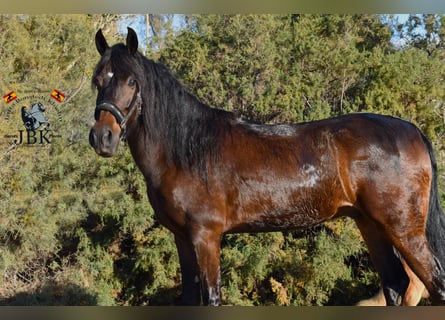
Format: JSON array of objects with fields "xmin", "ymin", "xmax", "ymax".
[{"xmin": 89, "ymin": 27, "xmax": 445, "ymax": 306}]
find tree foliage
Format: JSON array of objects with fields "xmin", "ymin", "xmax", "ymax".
[{"xmin": 1, "ymin": 14, "xmax": 445, "ymax": 305}]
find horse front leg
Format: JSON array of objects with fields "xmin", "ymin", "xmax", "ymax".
[
  {"xmin": 175, "ymin": 230, "xmax": 223, "ymax": 306},
  {"xmin": 191, "ymin": 228, "xmax": 223, "ymax": 306},
  {"xmin": 174, "ymin": 234, "xmax": 201, "ymax": 305}
]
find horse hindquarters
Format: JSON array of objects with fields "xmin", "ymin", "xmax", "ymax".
[
  {"xmin": 353, "ymin": 132, "xmax": 445, "ymax": 305},
  {"xmin": 356, "ymin": 189, "xmax": 445, "ymax": 304}
]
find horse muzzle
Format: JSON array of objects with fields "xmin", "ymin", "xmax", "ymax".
[{"xmin": 89, "ymin": 124, "xmax": 120, "ymax": 157}]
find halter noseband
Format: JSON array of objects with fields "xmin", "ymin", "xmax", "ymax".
[{"xmin": 94, "ymin": 83, "xmax": 142, "ymax": 139}]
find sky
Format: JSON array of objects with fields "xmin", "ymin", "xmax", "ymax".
[
  {"xmin": 118, "ymin": 14, "xmax": 422, "ymax": 52},
  {"xmin": 118, "ymin": 14, "xmax": 184, "ymax": 53}
]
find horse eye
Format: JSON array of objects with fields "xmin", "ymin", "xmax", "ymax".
[{"xmin": 128, "ymin": 79, "xmax": 136, "ymax": 86}]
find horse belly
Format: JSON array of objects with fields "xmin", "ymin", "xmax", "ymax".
[
  {"xmin": 229, "ymin": 184, "xmax": 342, "ymax": 233},
  {"xmin": 261, "ymin": 201, "xmax": 335, "ymax": 231}
]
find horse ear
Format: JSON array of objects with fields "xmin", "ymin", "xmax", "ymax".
[
  {"xmin": 126, "ymin": 27, "xmax": 138, "ymax": 55},
  {"xmin": 95, "ymin": 29, "xmax": 109, "ymax": 56}
]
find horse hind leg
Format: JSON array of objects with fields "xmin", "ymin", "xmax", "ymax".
[
  {"xmin": 354, "ymin": 214, "xmax": 409, "ymax": 306},
  {"xmin": 370, "ymin": 195, "xmax": 445, "ymax": 304},
  {"xmin": 401, "ymin": 259, "xmax": 429, "ymax": 305},
  {"xmin": 389, "ymin": 233, "xmax": 445, "ymax": 305},
  {"xmin": 364, "ymin": 202, "xmax": 445, "ymax": 304},
  {"xmin": 356, "ymin": 258, "xmax": 428, "ymax": 306},
  {"xmin": 357, "ymin": 203, "xmax": 445, "ymax": 305}
]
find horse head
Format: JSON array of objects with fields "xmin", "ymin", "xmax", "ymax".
[{"xmin": 89, "ymin": 28, "xmax": 142, "ymax": 157}]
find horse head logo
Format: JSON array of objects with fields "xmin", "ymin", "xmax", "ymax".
[{"xmin": 21, "ymin": 102, "xmax": 50, "ymax": 130}]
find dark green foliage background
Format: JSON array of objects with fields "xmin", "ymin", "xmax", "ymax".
[{"xmin": 1, "ymin": 14, "xmax": 445, "ymax": 305}]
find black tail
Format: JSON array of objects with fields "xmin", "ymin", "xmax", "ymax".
[{"xmin": 422, "ymin": 132, "xmax": 445, "ymax": 267}]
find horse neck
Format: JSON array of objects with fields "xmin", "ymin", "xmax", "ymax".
[
  {"xmin": 130, "ymin": 60, "xmax": 234, "ymax": 183},
  {"xmin": 126, "ymin": 101, "xmax": 233, "ymax": 190},
  {"xmin": 126, "ymin": 123, "xmax": 172, "ymax": 189}
]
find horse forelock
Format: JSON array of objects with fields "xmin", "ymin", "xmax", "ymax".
[{"xmin": 92, "ymin": 44, "xmax": 143, "ymax": 87}]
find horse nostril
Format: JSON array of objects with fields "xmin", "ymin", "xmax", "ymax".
[
  {"xmin": 89, "ymin": 128, "xmax": 98, "ymax": 148},
  {"xmin": 102, "ymin": 128, "xmax": 113, "ymax": 146}
]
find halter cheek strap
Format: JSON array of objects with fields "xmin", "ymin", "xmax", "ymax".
[{"xmin": 95, "ymin": 84, "xmax": 142, "ymax": 139}]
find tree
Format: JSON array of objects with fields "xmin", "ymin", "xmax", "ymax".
[
  {"xmin": 160, "ymin": 15, "xmax": 394, "ymax": 123},
  {"xmin": 398, "ymin": 14, "xmax": 445, "ymax": 56}
]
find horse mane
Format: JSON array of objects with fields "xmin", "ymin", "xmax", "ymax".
[{"xmin": 101, "ymin": 45, "xmax": 235, "ymax": 176}]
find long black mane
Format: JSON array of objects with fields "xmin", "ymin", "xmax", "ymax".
[
  {"xmin": 141, "ymin": 56, "xmax": 235, "ymax": 173},
  {"xmin": 95, "ymin": 43, "xmax": 235, "ymax": 175}
]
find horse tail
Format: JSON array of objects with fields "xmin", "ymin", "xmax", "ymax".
[{"xmin": 421, "ymin": 132, "xmax": 445, "ymax": 267}]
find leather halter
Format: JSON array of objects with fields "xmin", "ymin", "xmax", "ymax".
[{"xmin": 94, "ymin": 82, "xmax": 142, "ymax": 139}]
